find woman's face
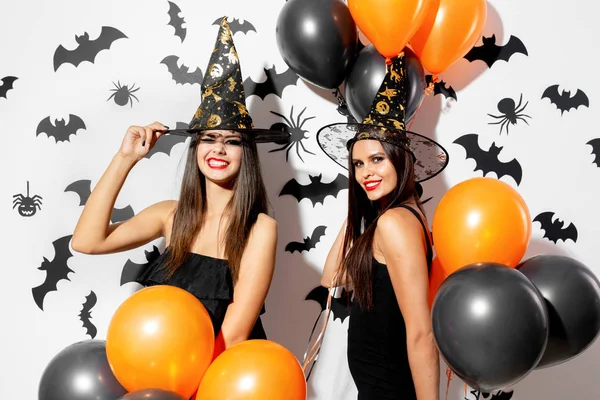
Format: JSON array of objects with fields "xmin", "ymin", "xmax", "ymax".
[
  {"xmin": 196, "ymin": 130, "xmax": 243, "ymax": 185},
  {"xmin": 351, "ymin": 139, "xmax": 397, "ymax": 202}
]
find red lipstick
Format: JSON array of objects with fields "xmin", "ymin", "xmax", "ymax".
[
  {"xmin": 207, "ymin": 157, "xmax": 229, "ymax": 170},
  {"xmin": 364, "ymin": 180, "xmax": 381, "ymax": 191}
]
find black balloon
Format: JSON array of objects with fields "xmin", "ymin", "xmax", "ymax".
[
  {"xmin": 517, "ymin": 254, "xmax": 600, "ymax": 368},
  {"xmin": 345, "ymin": 45, "xmax": 425, "ymax": 123},
  {"xmin": 39, "ymin": 340, "xmax": 127, "ymax": 400},
  {"xmin": 118, "ymin": 388, "xmax": 186, "ymax": 400},
  {"xmin": 432, "ymin": 263, "xmax": 548, "ymax": 392},
  {"xmin": 275, "ymin": 0, "xmax": 357, "ymax": 89}
]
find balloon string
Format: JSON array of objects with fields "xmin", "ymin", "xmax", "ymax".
[
  {"xmin": 301, "ymin": 270, "xmax": 340, "ymax": 375},
  {"xmin": 445, "ymin": 367, "xmax": 453, "ymax": 400},
  {"xmin": 407, "ymin": 88, "xmax": 426, "ymax": 132}
]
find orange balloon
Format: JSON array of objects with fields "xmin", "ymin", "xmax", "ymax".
[
  {"xmin": 349, "ymin": 0, "xmax": 430, "ymax": 59},
  {"xmin": 410, "ymin": 0, "xmax": 487, "ymax": 74},
  {"xmin": 106, "ymin": 286, "xmax": 215, "ymax": 399},
  {"xmin": 196, "ymin": 340, "xmax": 306, "ymax": 400},
  {"xmin": 432, "ymin": 177, "xmax": 531, "ymax": 275},
  {"xmin": 428, "ymin": 257, "xmax": 447, "ymax": 308}
]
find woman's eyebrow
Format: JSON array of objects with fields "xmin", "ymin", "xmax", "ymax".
[{"xmin": 352, "ymin": 152, "xmax": 385, "ymax": 162}]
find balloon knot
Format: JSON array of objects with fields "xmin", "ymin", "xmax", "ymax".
[
  {"xmin": 445, "ymin": 367, "xmax": 453, "ymax": 400},
  {"xmin": 425, "ymin": 81, "xmax": 435, "ymax": 97},
  {"xmin": 385, "ymin": 57, "xmax": 393, "ymax": 66}
]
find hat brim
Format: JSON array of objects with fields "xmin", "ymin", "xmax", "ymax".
[
  {"xmin": 316, "ymin": 122, "xmax": 449, "ymax": 183},
  {"xmin": 165, "ymin": 128, "xmax": 291, "ymax": 144}
]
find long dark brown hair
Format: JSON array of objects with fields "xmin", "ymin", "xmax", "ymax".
[
  {"xmin": 162, "ymin": 131, "xmax": 269, "ymax": 282},
  {"xmin": 336, "ymin": 140, "xmax": 426, "ymax": 310}
]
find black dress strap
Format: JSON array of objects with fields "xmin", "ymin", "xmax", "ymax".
[{"xmin": 396, "ymin": 205, "xmax": 433, "ymax": 269}]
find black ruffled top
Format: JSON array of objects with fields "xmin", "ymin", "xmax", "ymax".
[{"xmin": 136, "ymin": 249, "xmax": 266, "ymax": 338}]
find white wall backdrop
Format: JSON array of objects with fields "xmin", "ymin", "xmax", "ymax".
[{"xmin": 1, "ymin": 0, "xmax": 599, "ymax": 399}]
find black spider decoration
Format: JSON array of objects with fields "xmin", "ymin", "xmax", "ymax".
[
  {"xmin": 107, "ymin": 81, "xmax": 140, "ymax": 107},
  {"xmin": 269, "ymin": 106, "xmax": 316, "ymax": 162},
  {"xmin": 487, "ymin": 94, "xmax": 531, "ymax": 135},
  {"xmin": 13, "ymin": 181, "xmax": 42, "ymax": 217}
]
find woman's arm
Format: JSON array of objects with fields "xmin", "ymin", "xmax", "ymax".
[
  {"xmin": 219, "ymin": 213, "xmax": 278, "ymax": 347},
  {"xmin": 71, "ymin": 122, "xmax": 172, "ymax": 255},
  {"xmin": 376, "ymin": 208, "xmax": 440, "ymax": 400},
  {"xmin": 320, "ymin": 219, "xmax": 348, "ymax": 288}
]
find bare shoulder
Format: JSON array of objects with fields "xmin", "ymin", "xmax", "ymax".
[
  {"xmin": 375, "ymin": 207, "xmax": 429, "ymax": 265},
  {"xmin": 151, "ymin": 199, "xmax": 178, "ymax": 221},
  {"xmin": 376, "ymin": 207, "xmax": 424, "ymax": 238},
  {"xmin": 154, "ymin": 199, "xmax": 178, "ymax": 212},
  {"xmin": 252, "ymin": 213, "xmax": 278, "ymax": 237},
  {"xmin": 139, "ymin": 200, "xmax": 177, "ymax": 236}
]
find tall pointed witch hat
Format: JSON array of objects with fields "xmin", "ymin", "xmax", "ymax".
[
  {"xmin": 166, "ymin": 17, "xmax": 288, "ymax": 143},
  {"xmin": 317, "ymin": 53, "xmax": 449, "ymax": 182}
]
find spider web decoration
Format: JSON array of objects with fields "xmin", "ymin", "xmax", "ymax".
[{"xmin": 268, "ymin": 105, "xmax": 316, "ymax": 163}]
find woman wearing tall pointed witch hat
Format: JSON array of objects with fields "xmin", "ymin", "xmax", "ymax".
[
  {"xmin": 72, "ymin": 18, "xmax": 288, "ymax": 352},
  {"xmin": 316, "ymin": 54, "xmax": 449, "ymax": 399}
]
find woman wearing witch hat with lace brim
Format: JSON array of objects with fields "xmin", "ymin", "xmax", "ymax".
[
  {"xmin": 72, "ymin": 17, "xmax": 288, "ymax": 353},
  {"xmin": 317, "ymin": 53, "xmax": 449, "ymax": 399}
]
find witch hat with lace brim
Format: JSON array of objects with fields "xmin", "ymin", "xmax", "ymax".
[
  {"xmin": 317, "ymin": 53, "xmax": 449, "ymax": 182},
  {"xmin": 165, "ymin": 17, "xmax": 288, "ymax": 143}
]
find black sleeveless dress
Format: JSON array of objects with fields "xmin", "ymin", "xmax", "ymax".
[
  {"xmin": 347, "ymin": 205, "xmax": 433, "ymax": 400},
  {"xmin": 135, "ymin": 249, "xmax": 266, "ymax": 339}
]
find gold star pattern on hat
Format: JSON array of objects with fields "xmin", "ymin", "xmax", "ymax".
[
  {"xmin": 346, "ymin": 54, "xmax": 413, "ymax": 152},
  {"xmin": 316, "ymin": 53, "xmax": 449, "ymax": 183},
  {"xmin": 188, "ymin": 17, "xmax": 254, "ymax": 131}
]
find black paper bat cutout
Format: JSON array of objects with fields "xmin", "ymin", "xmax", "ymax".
[
  {"xmin": 426, "ymin": 75, "xmax": 457, "ymax": 101},
  {"xmin": 305, "ymin": 285, "xmax": 351, "ymax": 323},
  {"xmin": 32, "ymin": 235, "xmax": 74, "ymax": 310},
  {"xmin": 79, "ymin": 290, "xmax": 97, "ymax": 339},
  {"xmin": 533, "ymin": 211, "xmax": 578, "ymax": 244},
  {"xmin": 0, "ymin": 76, "xmax": 18, "ymax": 99},
  {"xmin": 464, "ymin": 34, "xmax": 528, "ymax": 68},
  {"xmin": 286, "ymin": 225, "xmax": 327, "ymax": 254},
  {"xmin": 542, "ymin": 85, "xmax": 589, "ymax": 115},
  {"xmin": 121, "ymin": 245, "xmax": 162, "ymax": 285},
  {"xmin": 65, "ymin": 179, "xmax": 134, "ymax": 223},
  {"xmin": 244, "ymin": 66, "xmax": 299, "ymax": 100},
  {"xmin": 279, "ymin": 173, "xmax": 348, "ymax": 206},
  {"xmin": 167, "ymin": 1, "xmax": 186, "ymax": 42},
  {"xmin": 161, "ymin": 55, "xmax": 203, "ymax": 86},
  {"xmin": 415, "ymin": 182, "xmax": 432, "ymax": 204},
  {"xmin": 212, "ymin": 16, "xmax": 256, "ymax": 35},
  {"xmin": 54, "ymin": 26, "xmax": 127, "ymax": 71},
  {"xmin": 453, "ymin": 133, "xmax": 522, "ymax": 185},
  {"xmin": 36, "ymin": 114, "xmax": 86, "ymax": 143},
  {"xmin": 146, "ymin": 121, "xmax": 189, "ymax": 158},
  {"xmin": 587, "ymin": 138, "xmax": 600, "ymax": 167},
  {"xmin": 481, "ymin": 390, "xmax": 514, "ymax": 400}
]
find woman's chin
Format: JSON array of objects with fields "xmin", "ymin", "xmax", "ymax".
[{"xmin": 204, "ymin": 172, "xmax": 237, "ymax": 187}]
